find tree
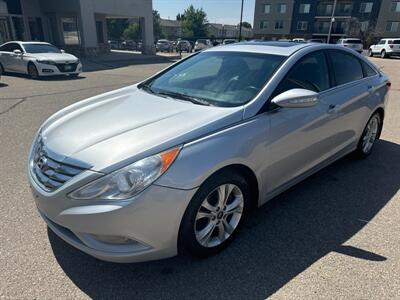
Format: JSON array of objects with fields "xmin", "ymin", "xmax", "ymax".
[
  {"xmin": 107, "ymin": 19, "xmax": 129, "ymax": 40},
  {"xmin": 123, "ymin": 23, "xmax": 140, "ymax": 40},
  {"xmin": 153, "ymin": 10, "xmax": 164, "ymax": 40},
  {"xmin": 239, "ymin": 21, "xmax": 252, "ymax": 29},
  {"xmin": 181, "ymin": 5, "xmax": 209, "ymax": 38},
  {"xmin": 176, "ymin": 13, "xmax": 185, "ymax": 21}
]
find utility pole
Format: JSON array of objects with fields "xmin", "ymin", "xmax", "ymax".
[
  {"xmin": 327, "ymin": 0, "xmax": 337, "ymax": 43},
  {"xmin": 238, "ymin": 0, "xmax": 244, "ymax": 41}
]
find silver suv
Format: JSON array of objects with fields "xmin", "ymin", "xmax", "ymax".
[
  {"xmin": 337, "ymin": 38, "xmax": 363, "ymax": 53},
  {"xmin": 29, "ymin": 42, "xmax": 390, "ymax": 263}
]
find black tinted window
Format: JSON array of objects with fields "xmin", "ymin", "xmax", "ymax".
[
  {"xmin": 276, "ymin": 51, "xmax": 330, "ymax": 94},
  {"xmin": 360, "ymin": 60, "xmax": 377, "ymax": 77},
  {"xmin": 329, "ymin": 51, "xmax": 363, "ymax": 85},
  {"xmin": 0, "ymin": 43, "xmax": 14, "ymax": 52}
]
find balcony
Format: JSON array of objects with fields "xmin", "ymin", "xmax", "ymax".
[{"xmin": 316, "ymin": 2, "xmax": 353, "ymax": 17}]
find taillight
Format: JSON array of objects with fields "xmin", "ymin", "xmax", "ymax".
[
  {"xmin": 386, "ymin": 81, "xmax": 392, "ymax": 89},
  {"xmin": 389, "ymin": 45, "xmax": 394, "ymax": 48}
]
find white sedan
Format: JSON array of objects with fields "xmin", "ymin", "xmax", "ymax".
[{"xmin": 0, "ymin": 41, "xmax": 82, "ymax": 79}]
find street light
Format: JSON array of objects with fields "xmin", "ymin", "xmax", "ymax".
[
  {"xmin": 238, "ymin": 0, "xmax": 244, "ymax": 41},
  {"xmin": 327, "ymin": 0, "xmax": 337, "ymax": 43}
]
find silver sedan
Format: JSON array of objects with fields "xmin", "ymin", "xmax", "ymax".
[{"xmin": 28, "ymin": 42, "xmax": 390, "ymax": 263}]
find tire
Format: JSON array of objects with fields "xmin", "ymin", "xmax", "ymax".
[
  {"xmin": 368, "ymin": 49, "xmax": 373, "ymax": 57},
  {"xmin": 381, "ymin": 50, "xmax": 387, "ymax": 59},
  {"xmin": 0, "ymin": 63, "xmax": 4, "ymax": 75},
  {"xmin": 28, "ymin": 63, "xmax": 40, "ymax": 79},
  {"xmin": 354, "ymin": 112, "xmax": 382, "ymax": 158},
  {"xmin": 178, "ymin": 170, "xmax": 250, "ymax": 257}
]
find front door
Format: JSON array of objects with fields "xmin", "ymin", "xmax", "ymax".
[{"xmin": 262, "ymin": 51, "xmax": 340, "ymax": 193}]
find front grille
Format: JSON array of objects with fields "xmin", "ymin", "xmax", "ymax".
[
  {"xmin": 55, "ymin": 63, "xmax": 78, "ymax": 73},
  {"xmin": 31, "ymin": 137, "xmax": 89, "ymax": 191}
]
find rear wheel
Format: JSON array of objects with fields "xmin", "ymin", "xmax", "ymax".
[
  {"xmin": 28, "ymin": 63, "xmax": 40, "ymax": 79},
  {"xmin": 355, "ymin": 113, "xmax": 382, "ymax": 158},
  {"xmin": 368, "ymin": 49, "xmax": 373, "ymax": 57},
  {"xmin": 179, "ymin": 170, "xmax": 250, "ymax": 257}
]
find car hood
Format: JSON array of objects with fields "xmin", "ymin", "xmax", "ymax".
[
  {"xmin": 40, "ymin": 86, "xmax": 242, "ymax": 172},
  {"xmin": 27, "ymin": 53, "xmax": 79, "ymax": 63}
]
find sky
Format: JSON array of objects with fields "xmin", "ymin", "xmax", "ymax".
[{"xmin": 153, "ymin": 0, "xmax": 256, "ymax": 26}]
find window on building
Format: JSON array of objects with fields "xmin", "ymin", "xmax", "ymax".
[
  {"xmin": 386, "ymin": 21, "xmax": 399, "ymax": 32},
  {"xmin": 391, "ymin": 1, "xmax": 400, "ymax": 12},
  {"xmin": 96, "ymin": 21, "xmax": 104, "ymax": 44},
  {"xmin": 360, "ymin": 2, "xmax": 373, "ymax": 13},
  {"xmin": 62, "ymin": 17, "xmax": 80, "ymax": 45},
  {"xmin": 277, "ymin": 3, "xmax": 287, "ymax": 13},
  {"xmin": 338, "ymin": 3, "xmax": 352, "ymax": 14},
  {"xmin": 324, "ymin": 4, "xmax": 333, "ymax": 15},
  {"xmin": 299, "ymin": 3, "xmax": 311, "ymax": 13},
  {"xmin": 329, "ymin": 50, "xmax": 364, "ymax": 86},
  {"xmin": 297, "ymin": 21, "xmax": 308, "ymax": 30},
  {"xmin": 360, "ymin": 21, "xmax": 369, "ymax": 32},
  {"xmin": 275, "ymin": 20, "xmax": 284, "ymax": 29},
  {"xmin": 317, "ymin": 21, "xmax": 330, "ymax": 33},
  {"xmin": 264, "ymin": 4, "xmax": 271, "ymax": 13},
  {"xmin": 28, "ymin": 18, "xmax": 44, "ymax": 41},
  {"xmin": 260, "ymin": 20, "xmax": 269, "ymax": 29}
]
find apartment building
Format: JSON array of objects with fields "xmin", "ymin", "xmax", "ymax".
[
  {"xmin": 208, "ymin": 23, "xmax": 253, "ymax": 39},
  {"xmin": 0, "ymin": 0, "xmax": 154, "ymax": 55},
  {"xmin": 254, "ymin": 0, "xmax": 400, "ymax": 42}
]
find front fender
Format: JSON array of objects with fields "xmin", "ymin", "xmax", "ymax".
[{"xmin": 155, "ymin": 116, "xmax": 269, "ymax": 198}]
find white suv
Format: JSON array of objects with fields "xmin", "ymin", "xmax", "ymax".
[
  {"xmin": 337, "ymin": 38, "xmax": 363, "ymax": 53},
  {"xmin": 369, "ymin": 38, "xmax": 400, "ymax": 58}
]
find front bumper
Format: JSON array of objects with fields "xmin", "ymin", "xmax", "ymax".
[
  {"xmin": 29, "ymin": 170, "xmax": 197, "ymax": 263},
  {"xmin": 37, "ymin": 62, "xmax": 83, "ymax": 76}
]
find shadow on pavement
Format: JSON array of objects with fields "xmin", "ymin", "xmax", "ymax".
[{"xmin": 49, "ymin": 139, "xmax": 400, "ymax": 299}]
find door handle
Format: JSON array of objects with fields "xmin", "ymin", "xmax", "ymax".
[{"xmin": 327, "ymin": 104, "xmax": 337, "ymax": 113}]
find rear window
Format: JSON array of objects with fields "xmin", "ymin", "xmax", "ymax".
[
  {"xmin": 345, "ymin": 39, "xmax": 362, "ymax": 44},
  {"xmin": 329, "ymin": 50, "xmax": 363, "ymax": 85},
  {"xmin": 392, "ymin": 40, "xmax": 400, "ymax": 44}
]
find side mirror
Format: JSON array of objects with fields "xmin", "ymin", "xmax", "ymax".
[
  {"xmin": 13, "ymin": 49, "xmax": 22, "ymax": 55},
  {"xmin": 60, "ymin": 49, "xmax": 66, "ymax": 53},
  {"xmin": 271, "ymin": 88, "xmax": 319, "ymax": 108}
]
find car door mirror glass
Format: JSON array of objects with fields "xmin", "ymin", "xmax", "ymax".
[{"xmin": 271, "ymin": 88, "xmax": 319, "ymax": 108}]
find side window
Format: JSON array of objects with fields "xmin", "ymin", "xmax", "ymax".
[
  {"xmin": 275, "ymin": 51, "xmax": 330, "ymax": 94},
  {"xmin": 0, "ymin": 43, "xmax": 12, "ymax": 52},
  {"xmin": 360, "ymin": 60, "xmax": 377, "ymax": 77},
  {"xmin": 329, "ymin": 50, "xmax": 364, "ymax": 85}
]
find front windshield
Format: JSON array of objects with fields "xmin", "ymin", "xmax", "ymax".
[
  {"xmin": 141, "ymin": 51, "xmax": 285, "ymax": 107},
  {"xmin": 23, "ymin": 44, "xmax": 61, "ymax": 54}
]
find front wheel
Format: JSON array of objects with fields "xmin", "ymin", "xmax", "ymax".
[
  {"xmin": 28, "ymin": 63, "xmax": 40, "ymax": 79},
  {"xmin": 354, "ymin": 113, "xmax": 382, "ymax": 158},
  {"xmin": 179, "ymin": 170, "xmax": 250, "ymax": 257},
  {"xmin": 381, "ymin": 50, "xmax": 387, "ymax": 59}
]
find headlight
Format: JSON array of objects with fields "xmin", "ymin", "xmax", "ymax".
[
  {"xmin": 68, "ymin": 147, "xmax": 181, "ymax": 200},
  {"xmin": 37, "ymin": 59, "xmax": 56, "ymax": 65}
]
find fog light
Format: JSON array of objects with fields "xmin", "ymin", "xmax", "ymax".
[{"xmin": 91, "ymin": 234, "xmax": 134, "ymax": 245}]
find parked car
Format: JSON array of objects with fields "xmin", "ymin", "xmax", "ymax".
[
  {"xmin": 0, "ymin": 41, "xmax": 82, "ymax": 79},
  {"xmin": 194, "ymin": 39, "xmax": 213, "ymax": 52},
  {"xmin": 337, "ymin": 38, "xmax": 363, "ymax": 53},
  {"xmin": 156, "ymin": 39, "xmax": 173, "ymax": 52},
  {"xmin": 176, "ymin": 40, "xmax": 192, "ymax": 52},
  {"xmin": 108, "ymin": 40, "xmax": 119, "ymax": 49},
  {"xmin": 222, "ymin": 39, "xmax": 238, "ymax": 45},
  {"xmin": 292, "ymin": 38, "xmax": 306, "ymax": 43},
  {"xmin": 368, "ymin": 38, "xmax": 400, "ymax": 58},
  {"xmin": 29, "ymin": 42, "xmax": 390, "ymax": 263},
  {"xmin": 307, "ymin": 39, "xmax": 324, "ymax": 43},
  {"xmin": 121, "ymin": 40, "xmax": 137, "ymax": 50}
]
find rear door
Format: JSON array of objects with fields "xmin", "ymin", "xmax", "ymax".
[
  {"xmin": 0, "ymin": 42, "xmax": 13, "ymax": 71},
  {"xmin": 324, "ymin": 50, "xmax": 377, "ymax": 151}
]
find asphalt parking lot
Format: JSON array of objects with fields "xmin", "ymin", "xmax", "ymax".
[{"xmin": 0, "ymin": 55, "xmax": 399, "ymax": 299}]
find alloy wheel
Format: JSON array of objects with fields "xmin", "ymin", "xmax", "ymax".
[
  {"xmin": 194, "ymin": 183, "xmax": 244, "ymax": 248},
  {"xmin": 362, "ymin": 115, "xmax": 379, "ymax": 154}
]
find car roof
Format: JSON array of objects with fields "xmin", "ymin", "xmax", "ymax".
[{"xmin": 205, "ymin": 41, "xmax": 313, "ymax": 56}]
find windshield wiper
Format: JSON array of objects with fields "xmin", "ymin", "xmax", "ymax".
[
  {"xmin": 139, "ymin": 83, "xmax": 156, "ymax": 95},
  {"xmin": 157, "ymin": 90, "xmax": 212, "ymax": 106}
]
